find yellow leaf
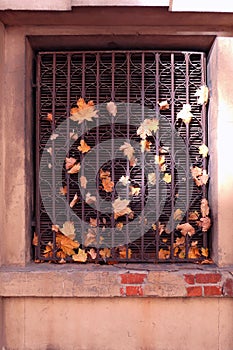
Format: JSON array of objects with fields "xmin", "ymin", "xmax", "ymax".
[
  {"xmin": 159, "ymin": 248, "xmax": 170, "ymax": 260},
  {"xmin": 77, "ymin": 139, "xmax": 91, "ymax": 153},
  {"xmin": 201, "ymin": 247, "xmax": 209, "ymax": 258},
  {"xmin": 119, "ymin": 142, "xmax": 135, "ymax": 161},
  {"xmin": 70, "ymin": 193, "xmax": 79, "ymax": 208},
  {"xmin": 158, "ymin": 100, "xmax": 169, "ymax": 110},
  {"xmin": 119, "ymin": 246, "xmax": 132, "ymax": 259},
  {"xmin": 59, "ymin": 221, "xmax": 76, "ymax": 240},
  {"xmin": 106, "ymin": 101, "xmax": 117, "ymax": 117},
  {"xmin": 140, "ymin": 139, "xmax": 151, "ymax": 153},
  {"xmin": 199, "ymin": 144, "xmax": 209, "ymax": 158},
  {"xmin": 177, "ymin": 223, "xmax": 195, "ymax": 236},
  {"xmin": 173, "ymin": 208, "xmax": 183, "ymax": 221},
  {"xmin": 163, "ymin": 173, "xmax": 171, "ymax": 183},
  {"xmin": 200, "ymin": 198, "xmax": 210, "ymax": 217},
  {"xmin": 80, "ymin": 175, "xmax": 88, "ymax": 189},
  {"xmin": 148, "ymin": 172, "xmax": 156, "ymax": 185},
  {"xmin": 112, "ymin": 197, "xmax": 132, "ymax": 219},
  {"xmin": 155, "ymin": 155, "xmax": 166, "ymax": 168},
  {"xmin": 99, "ymin": 247, "xmax": 111, "ymax": 259},
  {"xmin": 60, "ymin": 186, "xmax": 67, "ymax": 195},
  {"xmin": 130, "ymin": 186, "xmax": 141, "ymax": 196},
  {"xmin": 188, "ymin": 247, "xmax": 201, "ymax": 259},
  {"xmin": 195, "ymin": 85, "xmax": 209, "ymax": 105},
  {"xmin": 70, "ymin": 98, "xmax": 98, "ymax": 124},
  {"xmin": 67, "ymin": 163, "xmax": 81, "ymax": 174},
  {"xmin": 72, "ymin": 248, "xmax": 87, "ymax": 262},
  {"xmin": 56, "ymin": 232, "xmax": 79, "ymax": 256},
  {"xmin": 177, "ymin": 104, "xmax": 193, "ymax": 124},
  {"xmin": 137, "ymin": 118, "xmax": 159, "ymax": 139}
]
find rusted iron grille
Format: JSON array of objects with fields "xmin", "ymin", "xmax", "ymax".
[{"xmin": 36, "ymin": 51, "xmax": 208, "ymax": 263}]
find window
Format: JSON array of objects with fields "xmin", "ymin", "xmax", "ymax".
[{"xmin": 35, "ymin": 50, "xmax": 210, "ymax": 263}]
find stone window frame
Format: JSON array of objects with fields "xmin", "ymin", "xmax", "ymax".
[{"xmin": 0, "ymin": 24, "xmax": 232, "ymax": 299}]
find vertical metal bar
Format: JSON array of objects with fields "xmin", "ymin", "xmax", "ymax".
[
  {"xmin": 81, "ymin": 53, "xmax": 86, "ymax": 241},
  {"xmin": 185, "ymin": 53, "xmax": 190, "ymax": 258},
  {"xmin": 155, "ymin": 53, "xmax": 160, "ymax": 261},
  {"xmin": 96, "ymin": 53, "xmax": 100, "ymax": 254},
  {"xmin": 140, "ymin": 52, "xmax": 145, "ymax": 260},
  {"xmin": 170, "ymin": 53, "xmax": 175, "ymax": 261},
  {"xmin": 111, "ymin": 52, "xmax": 115, "ymax": 256},
  {"xmin": 36, "ymin": 54, "xmax": 42, "ymax": 259},
  {"xmin": 66, "ymin": 54, "xmax": 71, "ymax": 222}
]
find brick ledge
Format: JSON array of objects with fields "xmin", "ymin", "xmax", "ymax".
[{"xmin": 0, "ymin": 264, "xmax": 232, "ymax": 298}]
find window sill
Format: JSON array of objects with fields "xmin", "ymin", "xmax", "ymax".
[{"xmin": 0, "ymin": 263, "xmax": 232, "ymax": 298}]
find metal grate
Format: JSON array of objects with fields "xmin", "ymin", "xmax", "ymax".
[{"xmin": 35, "ymin": 50, "xmax": 209, "ymax": 263}]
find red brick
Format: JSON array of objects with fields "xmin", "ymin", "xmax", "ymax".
[
  {"xmin": 187, "ymin": 286, "xmax": 202, "ymax": 297},
  {"xmin": 204, "ymin": 285, "xmax": 222, "ymax": 296},
  {"xmin": 195, "ymin": 273, "xmax": 221, "ymax": 284},
  {"xmin": 184, "ymin": 274, "xmax": 195, "ymax": 285},
  {"xmin": 125, "ymin": 286, "xmax": 143, "ymax": 296},
  {"xmin": 223, "ymin": 279, "xmax": 233, "ymax": 296},
  {"xmin": 120, "ymin": 287, "xmax": 125, "ymax": 296},
  {"xmin": 120, "ymin": 273, "xmax": 147, "ymax": 284}
]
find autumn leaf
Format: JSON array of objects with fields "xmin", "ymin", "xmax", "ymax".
[
  {"xmin": 137, "ymin": 118, "xmax": 159, "ymax": 139},
  {"xmin": 119, "ymin": 246, "xmax": 132, "ymax": 259},
  {"xmin": 112, "ymin": 197, "xmax": 132, "ymax": 219},
  {"xmin": 155, "ymin": 155, "xmax": 166, "ymax": 169},
  {"xmin": 129, "ymin": 156, "xmax": 137, "ymax": 167},
  {"xmin": 119, "ymin": 175, "xmax": 130, "ymax": 186},
  {"xmin": 177, "ymin": 104, "xmax": 193, "ymax": 124},
  {"xmin": 70, "ymin": 98, "xmax": 98, "ymax": 124},
  {"xmin": 99, "ymin": 248, "xmax": 111, "ymax": 260},
  {"xmin": 174, "ymin": 236, "xmax": 185, "ymax": 247},
  {"xmin": 65, "ymin": 157, "xmax": 77, "ymax": 170},
  {"xmin": 140, "ymin": 139, "xmax": 151, "ymax": 153},
  {"xmin": 70, "ymin": 131, "xmax": 78, "ymax": 141},
  {"xmin": 152, "ymin": 222, "xmax": 165, "ymax": 235},
  {"xmin": 116, "ymin": 222, "xmax": 124, "ymax": 231},
  {"xmin": 199, "ymin": 217, "xmax": 211, "ymax": 232},
  {"xmin": 201, "ymin": 247, "xmax": 209, "ymax": 258},
  {"xmin": 189, "ymin": 211, "xmax": 199, "ymax": 221},
  {"xmin": 80, "ymin": 175, "xmax": 88, "ymax": 189},
  {"xmin": 88, "ymin": 248, "xmax": 97, "ymax": 260},
  {"xmin": 163, "ymin": 173, "xmax": 171, "ymax": 184},
  {"xmin": 199, "ymin": 144, "xmax": 209, "ymax": 158},
  {"xmin": 106, "ymin": 101, "xmax": 117, "ymax": 117},
  {"xmin": 199, "ymin": 170, "xmax": 209, "ymax": 185},
  {"xmin": 86, "ymin": 192, "xmax": 96, "ymax": 205},
  {"xmin": 43, "ymin": 242, "xmax": 53, "ymax": 258},
  {"xmin": 148, "ymin": 172, "xmax": 156, "ymax": 185},
  {"xmin": 159, "ymin": 248, "xmax": 170, "ymax": 260},
  {"xmin": 188, "ymin": 246, "xmax": 201, "ymax": 259},
  {"xmin": 58, "ymin": 258, "xmax": 66, "ymax": 264},
  {"xmin": 72, "ymin": 248, "xmax": 87, "ymax": 262},
  {"xmin": 119, "ymin": 142, "xmax": 135, "ymax": 161},
  {"xmin": 177, "ymin": 223, "xmax": 195, "ymax": 236},
  {"xmin": 32, "ymin": 232, "xmax": 38, "ymax": 246},
  {"xmin": 56, "ymin": 232, "xmax": 79, "ymax": 256},
  {"xmin": 59, "ymin": 221, "xmax": 76, "ymax": 240},
  {"xmin": 67, "ymin": 163, "xmax": 81, "ymax": 174},
  {"xmin": 102, "ymin": 177, "xmax": 114, "ymax": 193},
  {"xmin": 158, "ymin": 100, "xmax": 169, "ymax": 110},
  {"xmin": 100, "ymin": 169, "xmax": 111, "ymax": 179},
  {"xmin": 84, "ymin": 228, "xmax": 97, "ymax": 246},
  {"xmin": 77, "ymin": 139, "xmax": 91, "ymax": 153},
  {"xmin": 200, "ymin": 198, "xmax": 210, "ymax": 217},
  {"xmin": 195, "ymin": 85, "xmax": 209, "ymax": 105},
  {"xmin": 60, "ymin": 186, "xmax": 67, "ymax": 195},
  {"xmin": 174, "ymin": 208, "xmax": 183, "ymax": 221},
  {"xmin": 56, "ymin": 250, "xmax": 67, "ymax": 260},
  {"xmin": 47, "ymin": 147, "xmax": 52, "ymax": 156},
  {"xmin": 70, "ymin": 193, "xmax": 79, "ymax": 208},
  {"xmin": 52, "ymin": 224, "xmax": 59, "ymax": 232},
  {"xmin": 130, "ymin": 186, "xmax": 141, "ymax": 196},
  {"xmin": 178, "ymin": 247, "xmax": 186, "ymax": 259},
  {"xmin": 90, "ymin": 217, "xmax": 97, "ymax": 227},
  {"xmin": 50, "ymin": 133, "xmax": 59, "ymax": 141},
  {"xmin": 46, "ymin": 113, "xmax": 53, "ymax": 122},
  {"xmin": 191, "ymin": 167, "xmax": 209, "ymax": 187}
]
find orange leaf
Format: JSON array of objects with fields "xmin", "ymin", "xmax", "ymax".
[
  {"xmin": 99, "ymin": 247, "xmax": 111, "ymax": 259},
  {"xmin": 72, "ymin": 248, "xmax": 87, "ymax": 262},
  {"xmin": 77, "ymin": 139, "xmax": 91, "ymax": 153},
  {"xmin": 70, "ymin": 193, "xmax": 79, "ymax": 208},
  {"xmin": 159, "ymin": 248, "xmax": 170, "ymax": 260},
  {"xmin": 60, "ymin": 186, "xmax": 67, "ymax": 195},
  {"xmin": 177, "ymin": 223, "xmax": 195, "ymax": 236},
  {"xmin": 46, "ymin": 113, "xmax": 53, "ymax": 122},
  {"xmin": 67, "ymin": 163, "xmax": 81, "ymax": 174},
  {"xmin": 158, "ymin": 100, "xmax": 169, "ymax": 110},
  {"xmin": 188, "ymin": 247, "xmax": 201, "ymax": 259},
  {"xmin": 201, "ymin": 247, "xmax": 209, "ymax": 258},
  {"xmin": 32, "ymin": 232, "xmax": 38, "ymax": 246},
  {"xmin": 70, "ymin": 98, "xmax": 98, "ymax": 124},
  {"xmin": 119, "ymin": 246, "xmax": 132, "ymax": 259},
  {"xmin": 65, "ymin": 157, "xmax": 76, "ymax": 170},
  {"xmin": 200, "ymin": 198, "xmax": 209, "ymax": 217},
  {"xmin": 80, "ymin": 175, "xmax": 88, "ymax": 189},
  {"xmin": 102, "ymin": 177, "xmax": 114, "ymax": 193},
  {"xmin": 188, "ymin": 211, "xmax": 199, "ymax": 221},
  {"xmin": 56, "ymin": 232, "xmax": 79, "ymax": 256}
]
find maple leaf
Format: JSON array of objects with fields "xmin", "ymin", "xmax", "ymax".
[
  {"xmin": 80, "ymin": 175, "xmax": 88, "ymax": 189},
  {"xmin": 159, "ymin": 248, "xmax": 170, "ymax": 260},
  {"xmin": 56, "ymin": 250, "xmax": 67, "ymax": 260},
  {"xmin": 174, "ymin": 208, "xmax": 183, "ymax": 221},
  {"xmin": 200, "ymin": 198, "xmax": 210, "ymax": 217},
  {"xmin": 112, "ymin": 197, "xmax": 132, "ymax": 219},
  {"xmin": 116, "ymin": 222, "xmax": 124, "ymax": 231},
  {"xmin": 195, "ymin": 85, "xmax": 209, "ymax": 105},
  {"xmin": 106, "ymin": 101, "xmax": 117, "ymax": 117},
  {"xmin": 201, "ymin": 247, "xmax": 209, "ymax": 258},
  {"xmin": 32, "ymin": 232, "xmax": 38, "ymax": 246},
  {"xmin": 46, "ymin": 112, "xmax": 53, "ymax": 122},
  {"xmin": 119, "ymin": 246, "xmax": 132, "ymax": 259},
  {"xmin": 163, "ymin": 173, "xmax": 171, "ymax": 184},
  {"xmin": 68, "ymin": 163, "xmax": 81, "ymax": 174},
  {"xmin": 102, "ymin": 177, "xmax": 114, "ymax": 193},
  {"xmin": 189, "ymin": 211, "xmax": 199, "ymax": 221},
  {"xmin": 188, "ymin": 247, "xmax": 201, "ymax": 259},
  {"xmin": 72, "ymin": 248, "xmax": 87, "ymax": 262},
  {"xmin": 56, "ymin": 232, "xmax": 79, "ymax": 256},
  {"xmin": 65, "ymin": 157, "xmax": 77, "ymax": 170},
  {"xmin": 70, "ymin": 193, "xmax": 79, "ymax": 208},
  {"xmin": 119, "ymin": 175, "xmax": 130, "ymax": 186},
  {"xmin": 177, "ymin": 223, "xmax": 195, "ymax": 236},
  {"xmin": 119, "ymin": 142, "xmax": 135, "ymax": 161},
  {"xmin": 59, "ymin": 186, "xmax": 67, "ymax": 195},
  {"xmin": 199, "ymin": 217, "xmax": 211, "ymax": 232},
  {"xmin": 86, "ymin": 192, "xmax": 96, "ymax": 205},
  {"xmin": 199, "ymin": 144, "xmax": 209, "ymax": 158},
  {"xmin": 88, "ymin": 248, "xmax": 97, "ymax": 260},
  {"xmin": 158, "ymin": 100, "xmax": 169, "ymax": 110},
  {"xmin": 148, "ymin": 172, "xmax": 156, "ymax": 185},
  {"xmin": 137, "ymin": 118, "xmax": 159, "ymax": 139},
  {"xmin": 177, "ymin": 104, "xmax": 193, "ymax": 124},
  {"xmin": 130, "ymin": 186, "xmax": 141, "ymax": 196},
  {"xmin": 191, "ymin": 167, "xmax": 208, "ymax": 187},
  {"xmin": 70, "ymin": 98, "xmax": 98, "ymax": 124},
  {"xmin": 77, "ymin": 139, "xmax": 91, "ymax": 153},
  {"xmin": 59, "ymin": 221, "xmax": 76, "ymax": 240},
  {"xmin": 99, "ymin": 248, "xmax": 111, "ymax": 260},
  {"xmin": 140, "ymin": 139, "xmax": 151, "ymax": 153}
]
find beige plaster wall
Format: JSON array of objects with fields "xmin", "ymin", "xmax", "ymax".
[{"xmin": 2, "ymin": 297, "xmax": 233, "ymax": 350}]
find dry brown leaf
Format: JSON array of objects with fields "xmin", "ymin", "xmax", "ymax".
[
  {"xmin": 174, "ymin": 208, "xmax": 183, "ymax": 221},
  {"xmin": 189, "ymin": 211, "xmax": 199, "ymax": 221},
  {"xmin": 158, "ymin": 100, "xmax": 169, "ymax": 110},
  {"xmin": 80, "ymin": 175, "xmax": 88, "ymax": 189},
  {"xmin": 58, "ymin": 258, "xmax": 66, "ymax": 264},
  {"xmin": 119, "ymin": 246, "xmax": 132, "ymax": 259},
  {"xmin": 106, "ymin": 101, "xmax": 117, "ymax": 117},
  {"xmin": 200, "ymin": 198, "xmax": 209, "ymax": 217},
  {"xmin": 84, "ymin": 229, "xmax": 97, "ymax": 247},
  {"xmin": 191, "ymin": 167, "xmax": 209, "ymax": 187},
  {"xmin": 129, "ymin": 156, "xmax": 137, "ymax": 167},
  {"xmin": 56, "ymin": 250, "xmax": 67, "ymax": 260},
  {"xmin": 195, "ymin": 85, "xmax": 209, "ymax": 105},
  {"xmin": 72, "ymin": 248, "xmax": 87, "ymax": 262},
  {"xmin": 70, "ymin": 98, "xmax": 98, "ymax": 124},
  {"xmin": 178, "ymin": 247, "xmax": 186, "ymax": 259},
  {"xmin": 32, "ymin": 232, "xmax": 38, "ymax": 246},
  {"xmin": 177, "ymin": 104, "xmax": 193, "ymax": 124},
  {"xmin": 188, "ymin": 247, "xmax": 201, "ymax": 259},
  {"xmin": 70, "ymin": 193, "xmax": 79, "ymax": 208},
  {"xmin": 88, "ymin": 248, "xmax": 97, "ymax": 260},
  {"xmin": 70, "ymin": 131, "xmax": 78, "ymax": 141},
  {"xmin": 140, "ymin": 139, "xmax": 151, "ymax": 153},
  {"xmin": 99, "ymin": 247, "xmax": 111, "ymax": 259},
  {"xmin": 119, "ymin": 142, "xmax": 135, "ymax": 161},
  {"xmin": 174, "ymin": 236, "xmax": 185, "ymax": 247},
  {"xmin": 60, "ymin": 186, "xmax": 67, "ymax": 196},
  {"xmin": 43, "ymin": 242, "xmax": 53, "ymax": 258},
  {"xmin": 77, "ymin": 139, "xmax": 91, "ymax": 153},
  {"xmin": 159, "ymin": 248, "xmax": 170, "ymax": 260},
  {"xmin": 199, "ymin": 217, "xmax": 211, "ymax": 232},
  {"xmin": 199, "ymin": 144, "xmax": 209, "ymax": 158},
  {"xmin": 112, "ymin": 197, "xmax": 132, "ymax": 219},
  {"xmin": 102, "ymin": 177, "xmax": 114, "ymax": 193},
  {"xmin": 200, "ymin": 258, "xmax": 214, "ymax": 265},
  {"xmin": 56, "ymin": 232, "xmax": 79, "ymax": 256},
  {"xmin": 177, "ymin": 223, "xmax": 195, "ymax": 236},
  {"xmin": 67, "ymin": 163, "xmax": 81, "ymax": 174},
  {"xmin": 201, "ymin": 247, "xmax": 209, "ymax": 258},
  {"xmin": 59, "ymin": 221, "xmax": 76, "ymax": 240},
  {"xmin": 65, "ymin": 157, "xmax": 76, "ymax": 170}
]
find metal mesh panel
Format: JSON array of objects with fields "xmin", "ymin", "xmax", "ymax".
[{"xmin": 35, "ymin": 51, "xmax": 209, "ymax": 263}]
